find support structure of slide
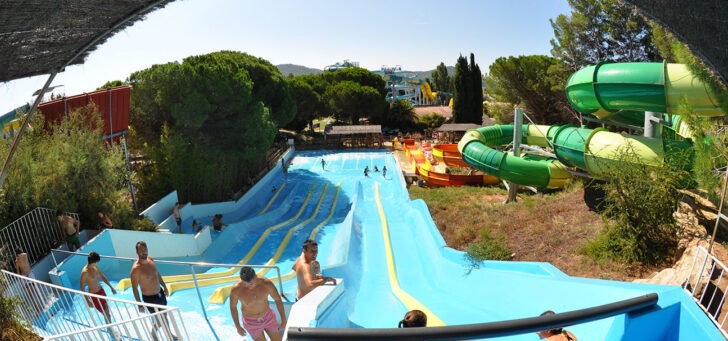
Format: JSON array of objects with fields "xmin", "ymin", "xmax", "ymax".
[{"xmin": 458, "ymin": 62, "xmax": 724, "ymax": 187}]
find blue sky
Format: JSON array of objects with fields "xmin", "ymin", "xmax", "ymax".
[{"xmin": 0, "ymin": 0, "xmax": 571, "ymax": 114}]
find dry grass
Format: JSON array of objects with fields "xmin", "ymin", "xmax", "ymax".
[{"xmin": 410, "ymin": 184, "xmax": 659, "ymax": 281}]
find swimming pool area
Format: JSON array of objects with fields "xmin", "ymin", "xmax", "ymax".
[{"xmin": 45, "ymin": 149, "xmax": 724, "ymax": 340}]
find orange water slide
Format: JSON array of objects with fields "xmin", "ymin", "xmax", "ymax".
[
  {"xmin": 402, "ymin": 140, "xmax": 498, "ymax": 186},
  {"xmin": 432, "ymin": 144, "xmax": 470, "ymax": 167}
]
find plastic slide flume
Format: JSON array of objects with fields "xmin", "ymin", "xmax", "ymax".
[
  {"xmin": 373, "ymin": 182, "xmax": 445, "ymax": 326},
  {"xmin": 459, "ymin": 62, "xmax": 724, "ymax": 186},
  {"xmin": 169, "ymin": 183, "xmax": 328, "ymax": 296},
  {"xmin": 207, "ymin": 184, "xmax": 341, "ymax": 304},
  {"xmin": 116, "ymin": 184, "xmax": 318, "ymax": 292},
  {"xmin": 403, "ymin": 140, "xmax": 497, "ymax": 186}
]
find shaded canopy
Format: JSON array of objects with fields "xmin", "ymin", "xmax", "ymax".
[
  {"xmin": 436, "ymin": 123, "xmax": 481, "ymax": 132},
  {"xmin": 0, "ymin": 0, "xmax": 174, "ymax": 83},
  {"xmin": 326, "ymin": 125, "xmax": 382, "ymax": 135},
  {"xmin": 623, "ymin": 0, "xmax": 727, "ymax": 85}
]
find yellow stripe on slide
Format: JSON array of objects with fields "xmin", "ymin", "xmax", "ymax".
[
  {"xmin": 258, "ymin": 183, "xmax": 286, "ymax": 216},
  {"xmin": 116, "ymin": 184, "xmax": 317, "ymax": 292},
  {"xmin": 375, "ymin": 182, "xmax": 445, "ymax": 326},
  {"xmin": 208, "ymin": 183, "xmax": 342, "ymax": 304}
]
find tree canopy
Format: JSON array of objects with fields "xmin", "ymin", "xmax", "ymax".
[
  {"xmin": 550, "ymin": 0, "xmax": 661, "ymax": 71},
  {"xmin": 128, "ymin": 51, "xmax": 294, "ymax": 204},
  {"xmin": 486, "ymin": 55, "xmax": 578, "ymax": 124},
  {"xmin": 0, "ymin": 105, "xmax": 127, "ymax": 227},
  {"xmin": 452, "ymin": 53, "xmax": 483, "ymax": 124}
]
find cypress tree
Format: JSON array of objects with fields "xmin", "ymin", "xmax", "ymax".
[
  {"xmin": 469, "ymin": 53, "xmax": 484, "ymax": 124},
  {"xmin": 452, "ymin": 55, "xmax": 471, "ymax": 123}
]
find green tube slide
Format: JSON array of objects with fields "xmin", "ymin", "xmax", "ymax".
[
  {"xmin": 457, "ymin": 125, "xmax": 572, "ymax": 189},
  {"xmin": 566, "ymin": 62, "xmax": 723, "ymax": 117},
  {"xmin": 458, "ymin": 62, "xmax": 724, "ymax": 188}
]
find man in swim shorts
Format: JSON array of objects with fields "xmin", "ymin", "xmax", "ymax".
[
  {"xmin": 80, "ymin": 251, "xmax": 117, "ymax": 323},
  {"xmin": 229, "ymin": 266, "xmax": 287, "ymax": 341},
  {"xmin": 130, "ymin": 241, "xmax": 169, "ymax": 313},
  {"xmin": 130, "ymin": 241, "xmax": 178, "ymax": 339},
  {"xmin": 57, "ymin": 210, "xmax": 81, "ymax": 251}
]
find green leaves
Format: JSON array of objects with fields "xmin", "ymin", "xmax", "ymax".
[
  {"xmin": 129, "ymin": 51, "xmax": 292, "ymax": 203},
  {"xmin": 485, "ymin": 55, "xmax": 577, "ymax": 124},
  {"xmin": 0, "ymin": 104, "xmax": 126, "ymax": 227},
  {"xmin": 550, "ymin": 0, "xmax": 661, "ymax": 70}
]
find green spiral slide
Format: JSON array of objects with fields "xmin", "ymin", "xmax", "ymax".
[{"xmin": 458, "ymin": 62, "xmax": 724, "ymax": 188}]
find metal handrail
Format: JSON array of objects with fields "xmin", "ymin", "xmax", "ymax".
[
  {"xmin": 1, "ymin": 270, "xmax": 189, "ymax": 340},
  {"xmin": 50, "ymin": 249, "xmax": 285, "ymax": 319},
  {"xmin": 287, "ymin": 293, "xmax": 658, "ymax": 341},
  {"xmin": 683, "ymin": 245, "xmax": 728, "ymax": 338},
  {"xmin": 0, "ymin": 207, "xmax": 78, "ymax": 272}
]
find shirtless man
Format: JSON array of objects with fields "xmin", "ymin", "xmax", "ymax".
[
  {"xmin": 229, "ymin": 266, "xmax": 287, "ymax": 341},
  {"xmin": 292, "ymin": 240, "xmax": 336, "ymax": 299},
  {"xmin": 170, "ymin": 203, "xmax": 181, "ymax": 234},
  {"xmin": 57, "ymin": 210, "xmax": 80, "ymax": 252},
  {"xmin": 97, "ymin": 210, "xmax": 114, "ymax": 230},
  {"xmin": 14, "ymin": 246, "xmax": 33, "ymax": 278},
  {"xmin": 80, "ymin": 251, "xmax": 117, "ymax": 323},
  {"xmin": 130, "ymin": 241, "xmax": 169, "ymax": 313}
]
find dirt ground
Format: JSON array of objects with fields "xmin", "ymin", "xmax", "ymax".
[{"xmin": 429, "ymin": 187, "xmax": 727, "ymax": 282}]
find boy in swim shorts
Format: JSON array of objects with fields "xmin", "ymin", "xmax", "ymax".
[{"xmin": 80, "ymin": 251, "xmax": 117, "ymax": 323}]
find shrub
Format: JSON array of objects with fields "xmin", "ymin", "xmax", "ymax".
[
  {"xmin": 464, "ymin": 229, "xmax": 513, "ymax": 270},
  {"xmin": 585, "ymin": 144, "xmax": 689, "ymax": 265},
  {"xmin": 0, "ymin": 289, "xmax": 42, "ymax": 340}
]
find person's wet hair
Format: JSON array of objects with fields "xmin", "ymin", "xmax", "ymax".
[
  {"xmin": 136, "ymin": 240, "xmax": 147, "ymax": 251},
  {"xmin": 15, "ymin": 246, "xmax": 23, "ymax": 254},
  {"xmin": 539, "ymin": 310, "xmax": 563, "ymax": 334},
  {"xmin": 303, "ymin": 239, "xmax": 317, "ymax": 251},
  {"xmin": 240, "ymin": 266, "xmax": 256, "ymax": 282},
  {"xmin": 88, "ymin": 251, "xmax": 101, "ymax": 264},
  {"xmin": 398, "ymin": 309, "xmax": 427, "ymax": 328}
]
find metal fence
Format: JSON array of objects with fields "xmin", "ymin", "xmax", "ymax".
[
  {"xmin": 0, "ymin": 270, "xmax": 188, "ymax": 340},
  {"xmin": 0, "ymin": 207, "xmax": 77, "ymax": 272},
  {"xmin": 49, "ymin": 249, "xmax": 285, "ymax": 321},
  {"xmin": 683, "ymin": 245, "xmax": 728, "ymax": 338}
]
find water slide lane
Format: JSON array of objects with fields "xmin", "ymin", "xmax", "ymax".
[
  {"xmin": 432, "ymin": 144, "xmax": 470, "ymax": 167},
  {"xmin": 165, "ymin": 184, "xmax": 325, "ymax": 296},
  {"xmin": 346, "ymin": 179, "xmax": 445, "ymax": 328},
  {"xmin": 207, "ymin": 184, "xmax": 343, "ymax": 304},
  {"xmin": 114, "ymin": 182, "xmax": 307, "ymax": 291},
  {"xmin": 116, "ymin": 183, "xmax": 318, "ymax": 293}
]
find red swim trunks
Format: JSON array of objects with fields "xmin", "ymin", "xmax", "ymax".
[
  {"xmin": 90, "ymin": 286, "xmax": 108, "ymax": 313},
  {"xmin": 243, "ymin": 307, "xmax": 279, "ymax": 339}
]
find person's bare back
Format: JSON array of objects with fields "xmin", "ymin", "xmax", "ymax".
[
  {"xmin": 58, "ymin": 214, "xmax": 78, "ymax": 236},
  {"xmin": 14, "ymin": 249, "xmax": 31, "ymax": 276}
]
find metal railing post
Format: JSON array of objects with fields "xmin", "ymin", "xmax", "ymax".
[{"xmin": 190, "ymin": 264, "xmax": 209, "ymax": 320}]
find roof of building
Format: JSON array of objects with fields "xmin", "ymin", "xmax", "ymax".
[
  {"xmin": 326, "ymin": 125, "xmax": 382, "ymax": 135},
  {"xmin": 436, "ymin": 123, "xmax": 481, "ymax": 132},
  {"xmin": 0, "ymin": 0, "xmax": 174, "ymax": 83}
]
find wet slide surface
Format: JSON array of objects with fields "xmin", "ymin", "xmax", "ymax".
[{"xmin": 55, "ymin": 150, "xmax": 722, "ymax": 340}]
